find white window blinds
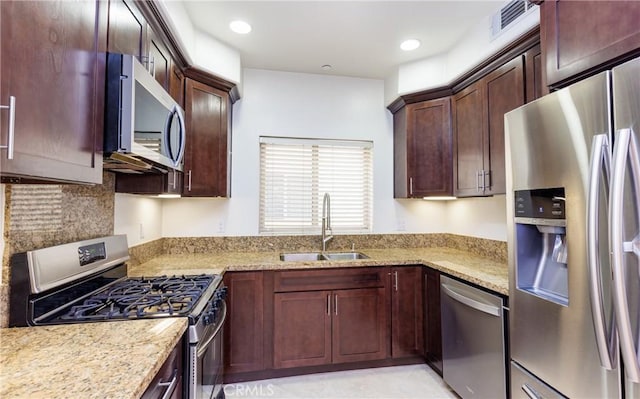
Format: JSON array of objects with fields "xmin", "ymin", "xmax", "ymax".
[{"xmin": 259, "ymin": 137, "xmax": 373, "ymax": 235}]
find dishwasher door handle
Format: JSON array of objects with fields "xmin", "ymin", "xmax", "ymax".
[{"xmin": 441, "ymin": 283, "xmax": 501, "ymax": 317}]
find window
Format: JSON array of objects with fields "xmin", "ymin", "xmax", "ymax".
[{"xmin": 259, "ymin": 137, "xmax": 373, "ymax": 235}]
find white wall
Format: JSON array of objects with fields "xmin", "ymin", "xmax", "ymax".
[
  {"xmin": 114, "ymin": 194, "xmax": 163, "ymax": 247},
  {"xmin": 158, "ymin": 0, "xmax": 242, "ymax": 86},
  {"xmin": 161, "ymin": 68, "xmax": 450, "ymax": 237},
  {"xmin": 386, "ymin": 7, "xmax": 540, "ymax": 105},
  {"xmin": 446, "ymin": 195, "xmax": 507, "ymax": 241}
]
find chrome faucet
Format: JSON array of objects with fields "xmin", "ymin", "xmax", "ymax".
[{"xmin": 321, "ymin": 192, "xmax": 333, "ymax": 252}]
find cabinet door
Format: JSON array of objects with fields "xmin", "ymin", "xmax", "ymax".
[
  {"xmin": 524, "ymin": 44, "xmax": 546, "ymax": 103},
  {"xmin": 224, "ymin": 272, "xmax": 264, "ymax": 374},
  {"xmin": 169, "ymin": 64, "xmax": 185, "ymax": 108},
  {"xmin": 332, "ymin": 288, "xmax": 387, "ymax": 363},
  {"xmin": 391, "ymin": 267, "xmax": 424, "ymax": 358},
  {"xmin": 115, "ymin": 169, "xmax": 182, "ymax": 195},
  {"xmin": 273, "ymin": 291, "xmax": 332, "ymax": 369},
  {"xmin": 484, "ymin": 55, "xmax": 525, "ymax": 195},
  {"xmin": 424, "ymin": 268, "xmax": 442, "ymax": 374},
  {"xmin": 107, "ymin": 0, "xmax": 145, "ymax": 60},
  {"xmin": 542, "ymin": 0, "xmax": 640, "ymax": 87},
  {"xmin": 0, "ymin": 0, "xmax": 106, "ymax": 184},
  {"xmin": 403, "ymin": 99, "xmax": 452, "ymax": 198},
  {"xmin": 453, "ymin": 82, "xmax": 485, "ymax": 197},
  {"xmin": 184, "ymin": 78, "xmax": 230, "ymax": 197},
  {"xmin": 147, "ymin": 26, "xmax": 170, "ymax": 90}
]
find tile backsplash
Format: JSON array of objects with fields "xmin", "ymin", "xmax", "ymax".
[{"xmin": 0, "ymin": 172, "xmax": 116, "ymax": 327}]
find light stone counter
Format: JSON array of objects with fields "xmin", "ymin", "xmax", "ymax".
[
  {"xmin": 0, "ymin": 318, "xmax": 187, "ymax": 399},
  {"xmin": 128, "ymin": 247, "xmax": 508, "ymax": 296}
]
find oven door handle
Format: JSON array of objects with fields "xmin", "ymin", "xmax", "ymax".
[
  {"xmin": 158, "ymin": 368, "xmax": 179, "ymax": 399},
  {"xmin": 196, "ymin": 303, "xmax": 227, "ymax": 358}
]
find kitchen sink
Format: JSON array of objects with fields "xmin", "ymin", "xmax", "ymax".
[
  {"xmin": 323, "ymin": 252, "xmax": 369, "ymax": 260},
  {"xmin": 279, "ymin": 252, "xmax": 369, "ymax": 261},
  {"xmin": 279, "ymin": 252, "xmax": 325, "ymax": 261}
]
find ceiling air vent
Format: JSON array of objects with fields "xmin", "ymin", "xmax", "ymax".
[{"xmin": 491, "ymin": 0, "xmax": 537, "ymax": 39}]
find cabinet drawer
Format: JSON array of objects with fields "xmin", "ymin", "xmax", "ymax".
[{"xmin": 274, "ymin": 268, "xmax": 386, "ymax": 292}]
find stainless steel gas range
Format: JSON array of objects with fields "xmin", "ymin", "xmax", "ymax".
[{"xmin": 8, "ymin": 235, "xmax": 226, "ymax": 399}]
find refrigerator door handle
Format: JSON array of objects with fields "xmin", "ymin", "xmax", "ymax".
[
  {"xmin": 587, "ymin": 133, "xmax": 616, "ymax": 370},
  {"xmin": 610, "ymin": 127, "xmax": 640, "ymax": 383}
]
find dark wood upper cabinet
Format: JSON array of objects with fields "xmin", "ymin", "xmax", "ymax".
[
  {"xmin": 484, "ymin": 56, "xmax": 525, "ymax": 195},
  {"xmin": 115, "ymin": 169, "xmax": 182, "ymax": 195},
  {"xmin": 0, "ymin": 0, "xmax": 106, "ymax": 184},
  {"xmin": 452, "ymin": 82, "xmax": 485, "ymax": 197},
  {"xmin": 541, "ymin": 0, "xmax": 640, "ymax": 88},
  {"xmin": 391, "ymin": 266, "xmax": 424, "ymax": 358},
  {"xmin": 106, "ymin": 0, "xmax": 145, "ymax": 60},
  {"xmin": 524, "ymin": 44, "xmax": 546, "ymax": 102},
  {"xmin": 394, "ymin": 98, "xmax": 453, "ymax": 198},
  {"xmin": 147, "ymin": 26, "xmax": 171, "ymax": 90},
  {"xmin": 169, "ymin": 64, "xmax": 185, "ymax": 108},
  {"xmin": 453, "ymin": 55, "xmax": 524, "ymax": 197},
  {"xmin": 183, "ymin": 78, "xmax": 231, "ymax": 197}
]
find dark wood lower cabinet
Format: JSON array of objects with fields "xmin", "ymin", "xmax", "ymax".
[
  {"xmin": 391, "ymin": 266, "xmax": 424, "ymax": 358},
  {"xmin": 273, "ymin": 290, "xmax": 332, "ymax": 369},
  {"xmin": 141, "ymin": 335, "xmax": 183, "ymax": 399},
  {"xmin": 424, "ymin": 268, "xmax": 443, "ymax": 374},
  {"xmin": 333, "ymin": 288, "xmax": 388, "ymax": 363},
  {"xmin": 225, "ymin": 267, "xmax": 440, "ymax": 383},
  {"xmin": 273, "ymin": 287, "xmax": 387, "ymax": 369},
  {"xmin": 224, "ymin": 271, "xmax": 265, "ymax": 375}
]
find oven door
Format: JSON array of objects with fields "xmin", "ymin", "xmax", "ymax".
[{"xmin": 189, "ymin": 301, "xmax": 226, "ymax": 399}]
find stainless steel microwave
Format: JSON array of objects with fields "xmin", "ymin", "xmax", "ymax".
[{"xmin": 104, "ymin": 53, "xmax": 185, "ymax": 173}]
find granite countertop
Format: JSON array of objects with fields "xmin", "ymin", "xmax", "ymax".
[
  {"xmin": 0, "ymin": 318, "xmax": 187, "ymax": 399},
  {"xmin": 129, "ymin": 247, "xmax": 508, "ymax": 295}
]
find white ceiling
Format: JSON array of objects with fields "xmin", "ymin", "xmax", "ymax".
[{"xmin": 183, "ymin": 1, "xmax": 505, "ymax": 79}]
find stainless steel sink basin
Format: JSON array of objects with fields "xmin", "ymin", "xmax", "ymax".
[
  {"xmin": 323, "ymin": 252, "xmax": 369, "ymax": 260},
  {"xmin": 279, "ymin": 251, "xmax": 369, "ymax": 261},
  {"xmin": 279, "ymin": 252, "xmax": 325, "ymax": 261}
]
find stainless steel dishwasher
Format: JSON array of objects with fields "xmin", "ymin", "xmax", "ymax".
[{"xmin": 440, "ymin": 275, "xmax": 507, "ymax": 399}]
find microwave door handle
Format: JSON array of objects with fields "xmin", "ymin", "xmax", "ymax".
[
  {"xmin": 610, "ymin": 128, "xmax": 640, "ymax": 383},
  {"xmin": 587, "ymin": 133, "xmax": 616, "ymax": 370},
  {"xmin": 175, "ymin": 106, "xmax": 186, "ymax": 165}
]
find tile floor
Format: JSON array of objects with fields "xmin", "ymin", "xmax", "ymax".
[{"xmin": 222, "ymin": 364, "xmax": 459, "ymax": 398}]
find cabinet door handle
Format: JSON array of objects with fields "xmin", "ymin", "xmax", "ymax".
[
  {"xmin": 0, "ymin": 96, "xmax": 16, "ymax": 159},
  {"xmin": 187, "ymin": 170, "xmax": 192, "ymax": 191},
  {"xmin": 476, "ymin": 170, "xmax": 482, "ymax": 192},
  {"xmin": 394, "ymin": 271, "xmax": 399, "ymax": 292},
  {"xmin": 409, "ymin": 177, "xmax": 414, "ymax": 196},
  {"xmin": 334, "ymin": 294, "xmax": 338, "ymax": 315},
  {"xmin": 482, "ymin": 169, "xmax": 490, "ymax": 191},
  {"xmin": 149, "ymin": 55, "xmax": 155, "ymax": 78},
  {"xmin": 327, "ymin": 294, "xmax": 331, "ymax": 316},
  {"xmin": 172, "ymin": 170, "xmax": 176, "ymax": 189}
]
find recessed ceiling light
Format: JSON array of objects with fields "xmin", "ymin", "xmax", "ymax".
[
  {"xmin": 321, "ymin": 64, "xmax": 332, "ymax": 71},
  {"xmin": 229, "ymin": 20, "xmax": 252, "ymax": 34},
  {"xmin": 400, "ymin": 39, "xmax": 421, "ymax": 51}
]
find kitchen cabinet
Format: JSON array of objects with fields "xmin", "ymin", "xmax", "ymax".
[
  {"xmin": 390, "ymin": 266, "xmax": 424, "ymax": 358},
  {"xmin": 183, "ymin": 77, "xmax": 231, "ymax": 197},
  {"xmin": 0, "ymin": 0, "xmax": 106, "ymax": 184},
  {"xmin": 272, "ymin": 268, "xmax": 388, "ymax": 369},
  {"xmin": 169, "ymin": 64, "xmax": 185, "ymax": 108},
  {"xmin": 106, "ymin": 0, "xmax": 145, "ymax": 61},
  {"xmin": 524, "ymin": 44, "xmax": 546, "ymax": 103},
  {"xmin": 141, "ymin": 336, "xmax": 183, "ymax": 399},
  {"xmin": 224, "ymin": 271, "xmax": 265, "ymax": 375},
  {"xmin": 540, "ymin": 0, "xmax": 640, "ymax": 88},
  {"xmin": 147, "ymin": 26, "xmax": 170, "ymax": 90},
  {"xmin": 115, "ymin": 169, "xmax": 183, "ymax": 195},
  {"xmin": 424, "ymin": 268, "xmax": 442, "ymax": 374},
  {"xmin": 453, "ymin": 55, "xmax": 524, "ymax": 196},
  {"xmin": 393, "ymin": 98, "xmax": 453, "ymax": 198}
]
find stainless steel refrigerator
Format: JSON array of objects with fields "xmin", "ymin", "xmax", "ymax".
[{"xmin": 505, "ymin": 56, "xmax": 640, "ymax": 398}]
